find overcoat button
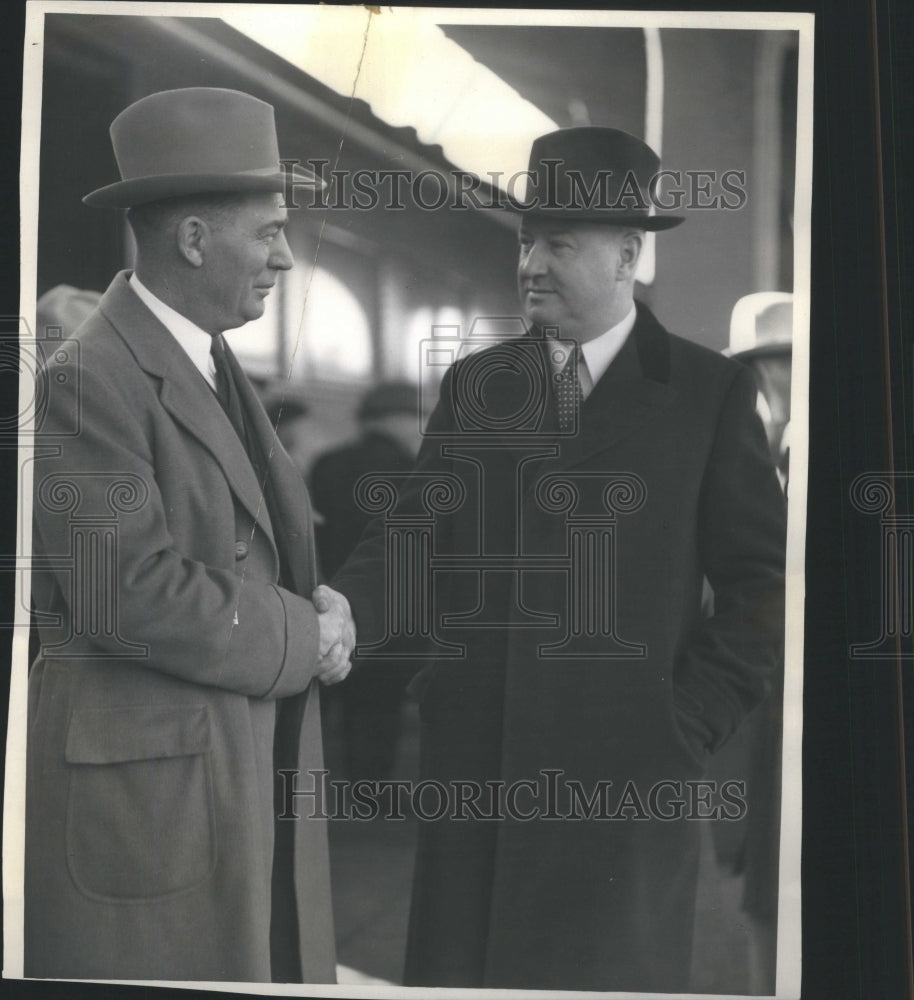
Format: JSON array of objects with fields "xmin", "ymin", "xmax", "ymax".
[{"xmin": 234, "ymin": 540, "xmax": 249, "ymax": 560}]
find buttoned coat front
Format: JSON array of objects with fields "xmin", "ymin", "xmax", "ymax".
[
  {"xmin": 25, "ymin": 273, "xmax": 336, "ymax": 983},
  {"xmin": 335, "ymin": 303, "xmax": 787, "ymax": 992}
]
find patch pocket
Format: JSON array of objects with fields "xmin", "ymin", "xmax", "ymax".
[{"xmin": 64, "ymin": 705, "xmax": 216, "ymax": 903}]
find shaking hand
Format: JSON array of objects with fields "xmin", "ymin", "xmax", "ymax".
[{"xmin": 313, "ymin": 584, "xmax": 355, "ymax": 685}]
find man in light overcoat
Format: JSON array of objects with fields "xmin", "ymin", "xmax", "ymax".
[{"xmin": 25, "ymin": 87, "xmax": 354, "ymax": 983}]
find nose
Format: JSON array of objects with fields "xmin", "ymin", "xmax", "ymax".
[
  {"xmin": 269, "ymin": 229, "xmax": 294, "ymax": 271},
  {"xmin": 518, "ymin": 239, "xmax": 546, "ymax": 279}
]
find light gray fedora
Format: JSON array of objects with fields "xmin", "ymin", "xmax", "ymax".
[{"xmin": 83, "ymin": 87, "xmax": 324, "ymax": 208}]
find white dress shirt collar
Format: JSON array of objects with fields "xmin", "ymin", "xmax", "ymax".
[
  {"xmin": 548, "ymin": 304, "xmax": 637, "ymax": 397},
  {"xmin": 129, "ymin": 272, "xmax": 216, "ymax": 389},
  {"xmin": 580, "ymin": 304, "xmax": 637, "ymax": 389}
]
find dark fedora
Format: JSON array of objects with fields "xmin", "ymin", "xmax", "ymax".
[
  {"xmin": 83, "ymin": 88, "xmax": 324, "ymax": 208},
  {"xmin": 512, "ymin": 126, "xmax": 683, "ymax": 230}
]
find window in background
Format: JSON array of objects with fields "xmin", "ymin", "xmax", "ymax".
[
  {"xmin": 280, "ymin": 235, "xmax": 377, "ymax": 384},
  {"xmin": 753, "ymin": 31, "xmax": 799, "ymax": 293},
  {"xmin": 402, "ymin": 306, "xmax": 436, "ymax": 385},
  {"xmin": 295, "ymin": 265, "xmax": 374, "ymax": 381}
]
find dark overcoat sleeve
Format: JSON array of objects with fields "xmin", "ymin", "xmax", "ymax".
[
  {"xmin": 674, "ymin": 363, "xmax": 787, "ymax": 754},
  {"xmin": 332, "ymin": 368, "xmax": 460, "ymax": 645}
]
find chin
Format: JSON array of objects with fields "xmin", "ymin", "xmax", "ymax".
[
  {"xmin": 242, "ymin": 302, "xmax": 267, "ymax": 324},
  {"xmin": 525, "ymin": 305, "xmax": 560, "ymax": 329}
]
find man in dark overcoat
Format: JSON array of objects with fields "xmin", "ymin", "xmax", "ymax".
[
  {"xmin": 332, "ymin": 127, "xmax": 787, "ymax": 991},
  {"xmin": 25, "ymin": 88, "xmax": 354, "ymax": 983}
]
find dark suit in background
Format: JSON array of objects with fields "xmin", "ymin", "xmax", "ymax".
[{"xmin": 311, "ymin": 383, "xmax": 420, "ymax": 780}]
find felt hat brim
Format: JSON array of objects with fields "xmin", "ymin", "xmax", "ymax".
[
  {"xmin": 724, "ymin": 339, "xmax": 793, "ymax": 361},
  {"xmin": 83, "ymin": 162, "xmax": 323, "ymax": 208}
]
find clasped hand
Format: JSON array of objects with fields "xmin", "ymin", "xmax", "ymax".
[{"xmin": 312, "ymin": 584, "xmax": 355, "ymax": 685}]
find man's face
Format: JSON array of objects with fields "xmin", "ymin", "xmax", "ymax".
[
  {"xmin": 200, "ymin": 192, "xmax": 293, "ymax": 333},
  {"xmin": 517, "ymin": 219, "xmax": 628, "ymax": 342}
]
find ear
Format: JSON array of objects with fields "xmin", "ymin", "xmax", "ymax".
[
  {"xmin": 618, "ymin": 230, "xmax": 644, "ymax": 278},
  {"xmin": 175, "ymin": 215, "xmax": 208, "ymax": 268}
]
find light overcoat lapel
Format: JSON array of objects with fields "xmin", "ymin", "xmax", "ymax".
[{"xmin": 97, "ymin": 273, "xmax": 278, "ymax": 549}]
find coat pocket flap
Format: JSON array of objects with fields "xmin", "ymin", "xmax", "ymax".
[{"xmin": 65, "ymin": 706, "xmax": 211, "ymax": 764}]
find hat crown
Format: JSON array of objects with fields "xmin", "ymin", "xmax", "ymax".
[
  {"xmin": 728, "ymin": 292, "xmax": 794, "ymax": 356},
  {"xmin": 519, "ymin": 125, "xmax": 682, "ymax": 229},
  {"xmin": 529, "ymin": 127, "xmax": 661, "ymax": 182},
  {"xmin": 110, "ymin": 88, "xmax": 281, "ymax": 181},
  {"xmin": 82, "ymin": 86, "xmax": 323, "ymax": 207}
]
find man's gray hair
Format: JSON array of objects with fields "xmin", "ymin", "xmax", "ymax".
[{"xmin": 126, "ymin": 192, "xmax": 251, "ymax": 241}]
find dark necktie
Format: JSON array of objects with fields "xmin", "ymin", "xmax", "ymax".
[
  {"xmin": 554, "ymin": 345, "xmax": 584, "ymax": 433},
  {"xmin": 210, "ymin": 334, "xmax": 249, "ymax": 447},
  {"xmin": 210, "ymin": 334, "xmax": 293, "ymax": 589}
]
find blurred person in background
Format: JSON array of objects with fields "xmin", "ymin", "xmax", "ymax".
[
  {"xmin": 29, "ymin": 285, "xmax": 103, "ymax": 665},
  {"xmin": 725, "ymin": 292, "xmax": 792, "ymax": 490},
  {"xmin": 36, "ymin": 284, "xmax": 102, "ymax": 335},
  {"xmin": 310, "ymin": 381, "xmax": 422, "ymax": 781},
  {"xmin": 262, "ymin": 388, "xmax": 337, "ymax": 481},
  {"xmin": 707, "ymin": 291, "xmax": 793, "ymax": 994}
]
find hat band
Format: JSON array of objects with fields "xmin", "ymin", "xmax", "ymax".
[{"xmin": 84, "ymin": 162, "xmax": 323, "ymax": 208}]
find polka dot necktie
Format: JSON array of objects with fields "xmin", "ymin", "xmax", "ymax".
[{"xmin": 554, "ymin": 345, "xmax": 591, "ymax": 432}]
